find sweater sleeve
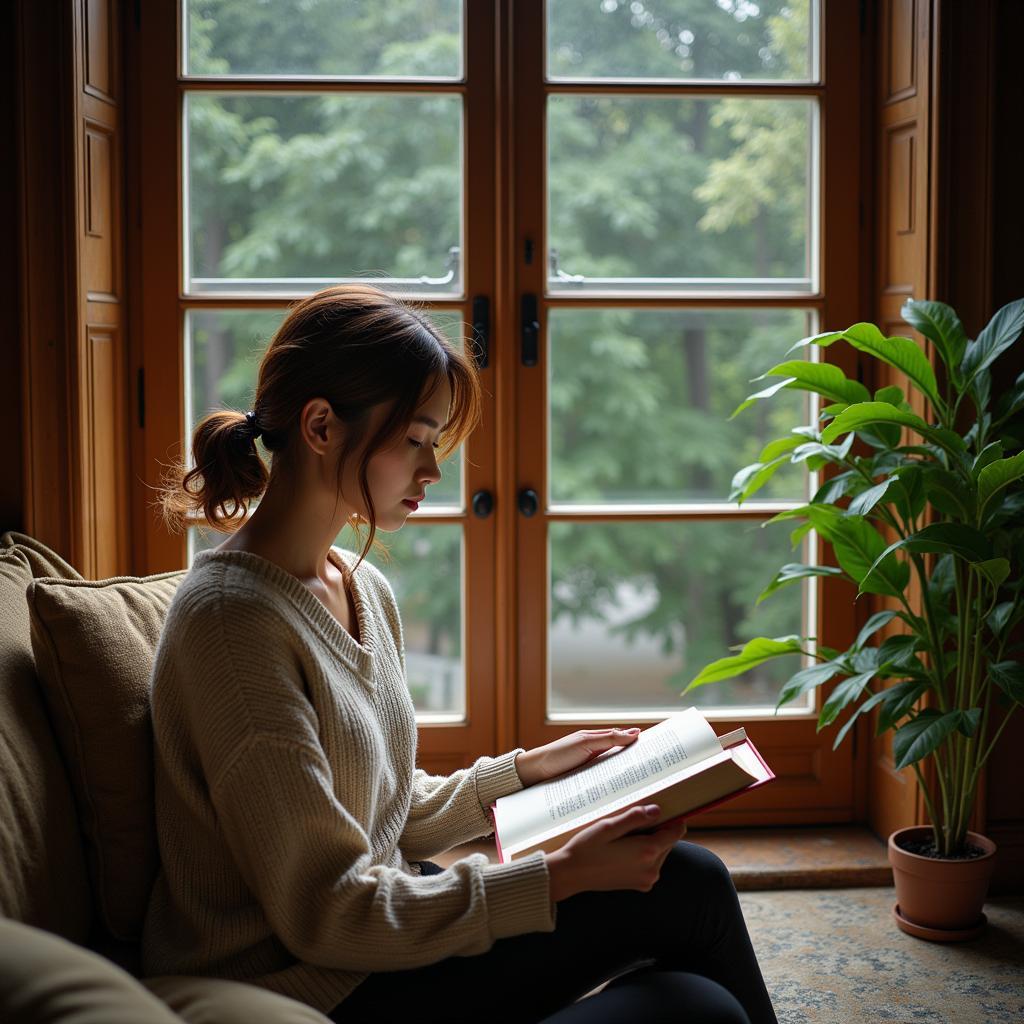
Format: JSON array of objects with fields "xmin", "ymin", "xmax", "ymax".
[
  {"xmin": 399, "ymin": 748, "xmax": 528, "ymax": 861},
  {"xmin": 208, "ymin": 733, "xmax": 555, "ymax": 972}
]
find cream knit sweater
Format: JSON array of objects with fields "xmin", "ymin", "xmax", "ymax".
[{"xmin": 141, "ymin": 546, "xmax": 555, "ymax": 1014}]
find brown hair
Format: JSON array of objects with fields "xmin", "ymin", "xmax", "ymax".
[{"xmin": 156, "ymin": 284, "xmax": 481, "ymax": 570}]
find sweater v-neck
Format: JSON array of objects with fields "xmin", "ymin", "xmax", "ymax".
[{"xmin": 191, "ymin": 545, "xmax": 377, "ymax": 678}]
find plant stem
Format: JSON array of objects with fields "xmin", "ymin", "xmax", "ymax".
[{"xmin": 913, "ymin": 760, "xmax": 942, "ymax": 850}]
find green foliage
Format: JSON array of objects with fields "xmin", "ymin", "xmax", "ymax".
[{"xmin": 685, "ymin": 297, "xmax": 1024, "ymax": 855}]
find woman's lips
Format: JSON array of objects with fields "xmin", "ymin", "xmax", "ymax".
[{"xmin": 402, "ymin": 499, "xmax": 419, "ymax": 510}]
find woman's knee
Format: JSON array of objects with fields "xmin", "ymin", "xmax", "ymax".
[
  {"xmin": 593, "ymin": 969, "xmax": 751, "ymax": 1024},
  {"xmin": 659, "ymin": 840, "xmax": 735, "ymax": 893}
]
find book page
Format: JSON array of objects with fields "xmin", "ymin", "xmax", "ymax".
[{"xmin": 494, "ymin": 707, "xmax": 723, "ymax": 853}]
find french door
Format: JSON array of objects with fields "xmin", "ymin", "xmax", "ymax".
[{"xmin": 133, "ymin": 0, "xmax": 865, "ymax": 823}]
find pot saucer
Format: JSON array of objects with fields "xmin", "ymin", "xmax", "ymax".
[{"xmin": 892, "ymin": 903, "xmax": 987, "ymax": 942}]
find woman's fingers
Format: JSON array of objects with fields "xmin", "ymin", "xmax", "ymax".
[{"xmin": 595, "ymin": 803, "xmax": 661, "ymax": 842}]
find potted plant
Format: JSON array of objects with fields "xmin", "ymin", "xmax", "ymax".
[{"xmin": 685, "ymin": 297, "xmax": 1024, "ymax": 940}]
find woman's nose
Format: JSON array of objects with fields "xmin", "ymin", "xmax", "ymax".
[{"xmin": 421, "ymin": 450, "xmax": 442, "ymax": 485}]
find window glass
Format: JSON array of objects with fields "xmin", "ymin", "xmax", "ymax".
[
  {"xmin": 547, "ymin": 95, "xmax": 815, "ymax": 292},
  {"xmin": 185, "ymin": 93, "xmax": 463, "ymax": 296},
  {"xmin": 547, "ymin": 0, "xmax": 815, "ymax": 82},
  {"xmin": 549, "ymin": 519, "xmax": 810, "ymax": 714},
  {"xmin": 548, "ymin": 307, "xmax": 813, "ymax": 504},
  {"xmin": 185, "ymin": 0, "xmax": 463, "ymax": 79}
]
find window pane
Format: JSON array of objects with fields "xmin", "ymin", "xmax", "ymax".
[
  {"xmin": 185, "ymin": 0, "xmax": 463, "ymax": 79},
  {"xmin": 547, "ymin": 0, "xmax": 815, "ymax": 82},
  {"xmin": 548, "ymin": 307, "xmax": 812, "ymax": 504},
  {"xmin": 185, "ymin": 93, "xmax": 462, "ymax": 296},
  {"xmin": 363, "ymin": 523, "xmax": 464, "ymax": 717},
  {"xmin": 547, "ymin": 95, "xmax": 815, "ymax": 292},
  {"xmin": 185, "ymin": 309, "xmax": 462, "ymax": 506},
  {"xmin": 549, "ymin": 520, "xmax": 809, "ymax": 714}
]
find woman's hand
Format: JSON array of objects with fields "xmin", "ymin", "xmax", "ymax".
[
  {"xmin": 545, "ymin": 804, "xmax": 688, "ymax": 902},
  {"xmin": 514, "ymin": 728, "xmax": 641, "ymax": 787}
]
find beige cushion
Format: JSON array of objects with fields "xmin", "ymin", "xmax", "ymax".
[
  {"xmin": 0, "ymin": 916, "xmax": 182, "ymax": 1024},
  {"xmin": 143, "ymin": 976, "xmax": 332, "ymax": 1024},
  {"xmin": 1, "ymin": 531, "xmax": 82, "ymax": 580},
  {"xmin": 28, "ymin": 569, "xmax": 187, "ymax": 942},
  {"xmin": 0, "ymin": 548, "xmax": 92, "ymax": 942}
]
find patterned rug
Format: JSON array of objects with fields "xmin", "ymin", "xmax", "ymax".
[{"xmin": 739, "ymin": 887, "xmax": 1024, "ymax": 1024}]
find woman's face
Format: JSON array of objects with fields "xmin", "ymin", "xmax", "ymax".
[{"xmin": 356, "ymin": 376, "xmax": 452, "ymax": 532}]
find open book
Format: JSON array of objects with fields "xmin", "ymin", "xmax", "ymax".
[{"xmin": 490, "ymin": 707, "xmax": 774, "ymax": 863}]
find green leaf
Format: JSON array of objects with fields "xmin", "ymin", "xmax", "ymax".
[
  {"xmin": 829, "ymin": 516, "xmax": 911, "ymax": 597},
  {"xmin": 977, "ymin": 451, "xmax": 1024, "ymax": 518},
  {"xmin": 757, "ymin": 563, "xmax": 846, "ymax": 604},
  {"xmin": 840, "ymin": 323, "xmax": 944, "ymax": 414},
  {"xmin": 765, "ymin": 504, "xmax": 844, "ymax": 537},
  {"xmin": 876, "ymin": 634, "xmax": 922, "ymax": 670},
  {"xmin": 891, "ymin": 465, "xmax": 926, "ymax": 522},
  {"xmin": 758, "ymin": 435, "xmax": 804, "ymax": 462},
  {"xmin": 957, "ymin": 708, "xmax": 982, "ymax": 738},
  {"xmin": 972, "ymin": 441, "xmax": 1004, "ymax": 478},
  {"xmin": 990, "ymin": 661, "xmax": 1024, "ymax": 705},
  {"xmin": 833, "ymin": 687, "xmax": 892, "ymax": 750},
  {"xmin": 900, "ymin": 299, "xmax": 968, "ymax": 382},
  {"xmin": 731, "ymin": 376, "xmax": 794, "ymax": 418},
  {"xmin": 785, "ymin": 329, "xmax": 847, "ymax": 355},
  {"xmin": 813, "ymin": 470, "xmax": 858, "ymax": 505},
  {"xmin": 874, "ymin": 384, "xmax": 906, "ymax": 407},
  {"xmin": 821, "ymin": 402, "xmax": 936, "ymax": 447},
  {"xmin": 877, "ymin": 680, "xmax": 931, "ymax": 733},
  {"xmin": 685, "ymin": 636, "xmax": 805, "ymax": 692},
  {"xmin": 961, "ymin": 298, "xmax": 1024, "ymax": 388},
  {"xmin": 921, "ymin": 467, "xmax": 975, "ymax": 520},
  {"xmin": 792, "ymin": 435, "xmax": 854, "ymax": 464},
  {"xmin": 776, "ymin": 660, "xmax": 845, "ymax": 708},
  {"xmin": 854, "ymin": 610, "xmax": 898, "ymax": 650},
  {"xmin": 860, "ymin": 524, "xmax": 993, "ymax": 595},
  {"xmin": 846, "ymin": 478, "xmax": 895, "ymax": 517},
  {"xmin": 988, "ymin": 602, "xmax": 1016, "ymax": 637},
  {"xmin": 729, "ymin": 453, "xmax": 793, "ymax": 504},
  {"xmin": 976, "ymin": 558, "xmax": 1010, "ymax": 589},
  {"xmin": 819, "ymin": 670, "xmax": 876, "ymax": 729},
  {"xmin": 754, "ymin": 361, "xmax": 872, "ymax": 406},
  {"xmin": 893, "ymin": 709, "xmax": 962, "ymax": 770}
]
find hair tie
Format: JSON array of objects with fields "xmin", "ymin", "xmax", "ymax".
[{"xmin": 244, "ymin": 410, "xmax": 261, "ymax": 440}]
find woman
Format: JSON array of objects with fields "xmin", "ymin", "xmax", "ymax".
[{"xmin": 144, "ymin": 284, "xmax": 777, "ymax": 1024}]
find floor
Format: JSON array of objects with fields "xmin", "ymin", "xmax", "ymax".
[
  {"xmin": 740, "ymin": 887, "xmax": 1024, "ymax": 1024},
  {"xmin": 435, "ymin": 828, "xmax": 1024, "ymax": 1023}
]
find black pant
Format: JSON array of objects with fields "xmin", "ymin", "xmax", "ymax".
[{"xmin": 329, "ymin": 842, "xmax": 777, "ymax": 1024}]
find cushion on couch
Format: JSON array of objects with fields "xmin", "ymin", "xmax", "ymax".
[
  {"xmin": 0, "ymin": 916, "xmax": 182, "ymax": 1024},
  {"xmin": 0, "ymin": 548, "xmax": 92, "ymax": 943},
  {"xmin": 1, "ymin": 530, "xmax": 83, "ymax": 580},
  {"xmin": 28, "ymin": 568, "xmax": 187, "ymax": 943},
  {"xmin": 143, "ymin": 976, "xmax": 333, "ymax": 1024}
]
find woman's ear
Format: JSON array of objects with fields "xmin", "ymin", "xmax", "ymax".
[{"xmin": 298, "ymin": 397, "xmax": 341, "ymax": 455}]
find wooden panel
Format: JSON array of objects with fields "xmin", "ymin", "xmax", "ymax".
[
  {"xmin": 883, "ymin": 124, "xmax": 916, "ymax": 292},
  {"xmin": 83, "ymin": 329, "xmax": 121, "ymax": 576},
  {"xmin": 886, "ymin": 0, "xmax": 916, "ymax": 102},
  {"xmin": 83, "ymin": 0, "xmax": 114, "ymax": 101},
  {"xmin": 84, "ymin": 125, "xmax": 115, "ymax": 296}
]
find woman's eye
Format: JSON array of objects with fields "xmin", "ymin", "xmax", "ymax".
[{"xmin": 408, "ymin": 439, "xmax": 440, "ymax": 450}]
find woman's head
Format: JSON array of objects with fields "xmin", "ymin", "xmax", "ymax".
[{"xmin": 157, "ymin": 284, "xmax": 481, "ymax": 563}]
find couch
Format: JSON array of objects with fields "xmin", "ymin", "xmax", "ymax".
[{"xmin": 0, "ymin": 531, "xmax": 332, "ymax": 1023}]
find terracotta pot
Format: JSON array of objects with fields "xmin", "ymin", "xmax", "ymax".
[{"xmin": 888, "ymin": 826, "xmax": 997, "ymax": 940}]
